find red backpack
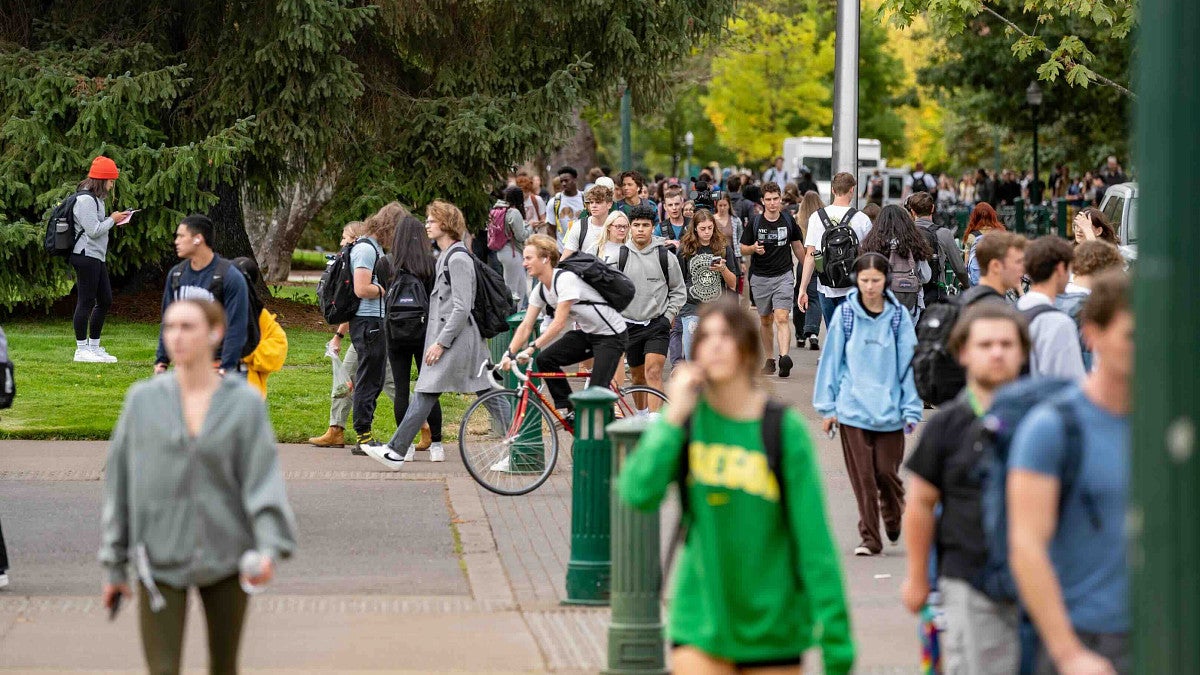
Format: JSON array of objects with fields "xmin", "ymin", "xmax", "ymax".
[{"xmin": 486, "ymin": 206, "xmax": 511, "ymax": 251}]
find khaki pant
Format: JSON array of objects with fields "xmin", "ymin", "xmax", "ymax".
[
  {"xmin": 940, "ymin": 577, "xmax": 1020, "ymax": 675},
  {"xmin": 838, "ymin": 424, "xmax": 905, "ymax": 553},
  {"xmin": 138, "ymin": 574, "xmax": 248, "ymax": 675}
]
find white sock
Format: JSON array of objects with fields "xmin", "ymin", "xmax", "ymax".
[
  {"xmin": 88, "ymin": 338, "xmax": 99, "ymax": 348},
  {"xmin": 77, "ymin": 340, "xmax": 88, "ymax": 348}
]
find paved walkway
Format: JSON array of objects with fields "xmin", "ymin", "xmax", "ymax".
[{"xmin": 0, "ymin": 347, "xmax": 921, "ymax": 673}]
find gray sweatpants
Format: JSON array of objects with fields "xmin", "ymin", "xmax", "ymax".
[
  {"xmin": 940, "ymin": 577, "xmax": 1020, "ymax": 675},
  {"xmin": 331, "ymin": 343, "xmax": 396, "ymax": 427}
]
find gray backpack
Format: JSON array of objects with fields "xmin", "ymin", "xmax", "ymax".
[
  {"xmin": 0, "ymin": 327, "xmax": 13, "ymax": 409},
  {"xmin": 887, "ymin": 239, "xmax": 921, "ymax": 311}
]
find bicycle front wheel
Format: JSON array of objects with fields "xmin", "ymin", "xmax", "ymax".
[
  {"xmin": 458, "ymin": 389, "xmax": 560, "ymax": 496},
  {"xmin": 617, "ymin": 385, "xmax": 669, "ymax": 418}
]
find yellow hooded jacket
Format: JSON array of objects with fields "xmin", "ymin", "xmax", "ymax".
[{"xmin": 242, "ymin": 310, "xmax": 288, "ymax": 397}]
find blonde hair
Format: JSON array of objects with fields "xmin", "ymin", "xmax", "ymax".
[
  {"xmin": 594, "ymin": 210, "xmax": 629, "ymax": 255},
  {"xmin": 343, "ymin": 220, "xmax": 365, "ymax": 238},
  {"xmin": 426, "ymin": 199, "xmax": 466, "ymax": 240},
  {"xmin": 364, "ymin": 202, "xmax": 407, "ymax": 245},
  {"xmin": 525, "ymin": 233, "xmax": 561, "ymax": 267}
]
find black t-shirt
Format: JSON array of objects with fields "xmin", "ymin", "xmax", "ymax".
[
  {"xmin": 903, "ymin": 392, "xmax": 987, "ymax": 581},
  {"xmin": 740, "ymin": 212, "xmax": 803, "ymax": 277},
  {"xmin": 858, "ymin": 293, "xmax": 882, "ymax": 318}
]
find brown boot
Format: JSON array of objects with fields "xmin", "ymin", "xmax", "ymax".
[
  {"xmin": 310, "ymin": 425, "xmax": 345, "ymax": 448},
  {"xmin": 415, "ymin": 422, "xmax": 433, "ymax": 451}
]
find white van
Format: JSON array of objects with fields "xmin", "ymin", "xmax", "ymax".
[
  {"xmin": 1098, "ymin": 182, "xmax": 1138, "ymax": 262},
  {"xmin": 782, "ymin": 137, "xmax": 884, "ymax": 200}
]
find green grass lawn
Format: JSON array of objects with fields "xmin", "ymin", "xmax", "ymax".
[
  {"xmin": 291, "ymin": 249, "xmax": 329, "ymax": 271},
  {"xmin": 0, "ymin": 318, "xmax": 470, "ymax": 443},
  {"xmin": 269, "ymin": 283, "xmax": 318, "ymax": 305}
]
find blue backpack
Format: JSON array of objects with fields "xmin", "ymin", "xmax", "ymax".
[{"xmin": 971, "ymin": 377, "xmax": 1101, "ymax": 601}]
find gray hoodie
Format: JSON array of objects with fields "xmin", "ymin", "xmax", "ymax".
[
  {"xmin": 619, "ymin": 240, "xmax": 686, "ymax": 324},
  {"xmin": 72, "ymin": 193, "xmax": 115, "ymax": 261},
  {"xmin": 100, "ymin": 374, "xmax": 297, "ymax": 588}
]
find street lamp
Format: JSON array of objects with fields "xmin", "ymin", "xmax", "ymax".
[
  {"xmin": 684, "ymin": 131, "xmax": 695, "ymax": 182},
  {"xmin": 1026, "ymin": 80, "xmax": 1043, "ymax": 205}
]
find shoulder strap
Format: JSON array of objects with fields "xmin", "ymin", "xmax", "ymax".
[
  {"xmin": 210, "ymin": 257, "xmax": 231, "ymax": 303},
  {"xmin": 577, "ymin": 218, "xmax": 589, "ymax": 249},
  {"xmin": 168, "ymin": 261, "xmax": 186, "ymax": 296},
  {"xmin": 1022, "ymin": 303, "xmax": 1062, "ymax": 325},
  {"xmin": 550, "ymin": 268, "xmax": 562, "ymax": 295},
  {"xmin": 761, "ymin": 400, "xmax": 788, "ymax": 508},
  {"xmin": 442, "ymin": 246, "xmax": 468, "ymax": 285},
  {"xmin": 1052, "ymin": 399, "xmax": 1102, "ymax": 530},
  {"xmin": 839, "ymin": 208, "xmax": 858, "ymax": 228},
  {"xmin": 657, "ymin": 246, "xmax": 670, "ymax": 281},
  {"xmin": 618, "ymin": 245, "xmax": 630, "ymax": 272},
  {"xmin": 817, "ymin": 208, "xmax": 834, "ymax": 231},
  {"xmin": 840, "ymin": 301, "xmax": 855, "ymax": 338}
]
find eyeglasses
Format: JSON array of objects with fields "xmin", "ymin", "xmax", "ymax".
[{"xmin": 612, "ymin": 223, "xmax": 629, "ymax": 229}]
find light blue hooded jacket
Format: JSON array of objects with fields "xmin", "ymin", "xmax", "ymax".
[{"xmin": 813, "ymin": 289, "xmax": 922, "ymax": 432}]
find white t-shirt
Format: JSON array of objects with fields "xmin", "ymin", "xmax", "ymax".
[
  {"xmin": 563, "ymin": 217, "xmax": 605, "ymax": 256},
  {"xmin": 600, "ymin": 242, "xmax": 624, "ymax": 263},
  {"xmin": 529, "ymin": 269, "xmax": 626, "ymax": 336},
  {"xmin": 905, "ymin": 172, "xmax": 937, "ymax": 192},
  {"xmin": 549, "ymin": 192, "xmax": 585, "ymax": 245},
  {"xmin": 805, "ymin": 205, "xmax": 874, "ymax": 298}
]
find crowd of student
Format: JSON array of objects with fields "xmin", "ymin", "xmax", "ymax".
[{"xmin": 7, "ymin": 155, "xmax": 1134, "ymax": 674}]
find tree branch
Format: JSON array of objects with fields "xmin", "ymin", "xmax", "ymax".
[{"xmin": 980, "ymin": 3, "xmax": 1135, "ymax": 100}]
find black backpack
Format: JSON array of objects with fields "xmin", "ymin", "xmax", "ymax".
[
  {"xmin": 553, "ymin": 252, "xmax": 636, "ymax": 312},
  {"xmin": 909, "ymin": 172, "xmax": 934, "ymax": 195},
  {"xmin": 385, "ymin": 269, "xmax": 431, "ymax": 343},
  {"xmin": 444, "ymin": 247, "xmax": 516, "ymax": 339},
  {"xmin": 169, "ymin": 257, "xmax": 261, "ymax": 358},
  {"xmin": 318, "ymin": 238, "xmax": 385, "ymax": 325},
  {"xmin": 43, "ymin": 190, "xmax": 98, "ymax": 258},
  {"xmin": 666, "ymin": 400, "xmax": 789, "ymax": 573},
  {"xmin": 912, "ymin": 285, "xmax": 1002, "ymax": 405},
  {"xmin": 0, "ymin": 326, "xmax": 14, "ymax": 410},
  {"xmin": 816, "ymin": 208, "xmax": 860, "ymax": 289},
  {"xmin": 917, "ymin": 222, "xmax": 948, "ymax": 304}
]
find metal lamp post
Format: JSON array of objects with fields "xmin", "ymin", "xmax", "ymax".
[
  {"xmin": 1026, "ymin": 80, "xmax": 1043, "ymax": 205},
  {"xmin": 684, "ymin": 131, "xmax": 694, "ymax": 181}
]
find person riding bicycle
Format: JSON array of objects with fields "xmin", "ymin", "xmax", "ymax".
[{"xmin": 502, "ymin": 234, "xmax": 629, "ymax": 425}]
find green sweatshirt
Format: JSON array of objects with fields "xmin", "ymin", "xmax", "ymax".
[{"xmin": 617, "ymin": 400, "xmax": 855, "ymax": 673}]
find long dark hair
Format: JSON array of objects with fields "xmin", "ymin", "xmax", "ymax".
[
  {"xmin": 389, "ymin": 214, "xmax": 436, "ymax": 282},
  {"xmin": 680, "ymin": 208, "xmax": 727, "ymax": 258},
  {"xmin": 861, "ymin": 205, "xmax": 933, "ymax": 260},
  {"xmin": 77, "ymin": 177, "xmax": 110, "ymax": 199},
  {"xmin": 231, "ymin": 257, "xmax": 265, "ymax": 321},
  {"xmin": 1076, "ymin": 207, "xmax": 1119, "ymax": 245},
  {"xmin": 503, "ymin": 186, "xmax": 524, "ymax": 211}
]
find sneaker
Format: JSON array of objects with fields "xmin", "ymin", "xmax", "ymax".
[
  {"xmin": 0, "ymin": 572, "xmax": 7, "ymax": 589},
  {"xmin": 403, "ymin": 445, "xmax": 416, "ymax": 462},
  {"xmin": 428, "ymin": 442, "xmax": 445, "ymax": 462},
  {"xmin": 362, "ymin": 442, "xmax": 405, "ymax": 472},
  {"xmin": 73, "ymin": 347, "xmax": 105, "ymax": 363},
  {"xmin": 559, "ymin": 408, "xmax": 576, "ymax": 429},
  {"xmin": 778, "ymin": 354, "xmax": 794, "ymax": 378},
  {"xmin": 853, "ymin": 545, "xmax": 874, "ymax": 557},
  {"xmin": 490, "ymin": 455, "xmax": 512, "ymax": 473},
  {"xmin": 352, "ymin": 432, "xmax": 376, "ymax": 456},
  {"xmin": 761, "ymin": 358, "xmax": 776, "ymax": 375},
  {"xmin": 90, "ymin": 345, "xmax": 118, "ymax": 363},
  {"xmin": 808, "ymin": 336, "xmax": 820, "ymax": 351}
]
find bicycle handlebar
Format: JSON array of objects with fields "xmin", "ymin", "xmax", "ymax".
[{"xmin": 477, "ymin": 358, "xmax": 529, "ymax": 383}]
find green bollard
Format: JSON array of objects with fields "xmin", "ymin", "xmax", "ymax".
[
  {"xmin": 1014, "ymin": 197, "xmax": 1026, "ymax": 236},
  {"xmin": 564, "ymin": 387, "xmax": 618, "ymax": 606},
  {"xmin": 604, "ymin": 416, "xmax": 666, "ymax": 675},
  {"xmin": 1056, "ymin": 199, "xmax": 1069, "ymax": 238}
]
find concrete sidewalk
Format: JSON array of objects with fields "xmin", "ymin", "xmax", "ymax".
[{"xmin": 0, "ymin": 346, "xmax": 922, "ymax": 673}]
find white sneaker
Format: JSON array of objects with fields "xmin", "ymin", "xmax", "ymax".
[
  {"xmin": 489, "ymin": 455, "xmax": 512, "ymax": 473},
  {"xmin": 403, "ymin": 445, "xmax": 416, "ymax": 462},
  {"xmin": 428, "ymin": 442, "xmax": 445, "ymax": 462},
  {"xmin": 0, "ymin": 572, "xmax": 8, "ymax": 589},
  {"xmin": 853, "ymin": 546, "xmax": 873, "ymax": 557},
  {"xmin": 74, "ymin": 347, "xmax": 105, "ymax": 363},
  {"xmin": 362, "ymin": 442, "xmax": 405, "ymax": 472},
  {"xmin": 90, "ymin": 346, "xmax": 118, "ymax": 363}
]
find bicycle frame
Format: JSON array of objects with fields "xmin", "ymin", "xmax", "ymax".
[{"xmin": 478, "ymin": 360, "xmax": 642, "ymax": 436}]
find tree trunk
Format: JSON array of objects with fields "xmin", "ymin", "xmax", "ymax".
[
  {"xmin": 207, "ymin": 181, "xmax": 257, "ymax": 262},
  {"xmin": 245, "ymin": 167, "xmax": 338, "ymax": 282},
  {"xmin": 547, "ymin": 108, "xmax": 599, "ymax": 175}
]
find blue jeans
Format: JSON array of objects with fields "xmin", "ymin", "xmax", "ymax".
[
  {"xmin": 820, "ymin": 293, "xmax": 847, "ymax": 328},
  {"xmin": 680, "ymin": 315, "xmax": 700, "ymax": 361}
]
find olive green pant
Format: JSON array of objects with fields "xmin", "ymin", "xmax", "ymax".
[{"xmin": 138, "ymin": 574, "xmax": 248, "ymax": 675}]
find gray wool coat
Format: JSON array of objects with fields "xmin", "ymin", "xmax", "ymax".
[{"xmin": 415, "ymin": 241, "xmax": 493, "ymax": 394}]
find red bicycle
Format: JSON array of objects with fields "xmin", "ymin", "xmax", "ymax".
[{"xmin": 458, "ymin": 359, "xmax": 667, "ymax": 495}]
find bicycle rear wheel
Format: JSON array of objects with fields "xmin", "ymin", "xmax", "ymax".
[
  {"xmin": 459, "ymin": 389, "xmax": 560, "ymax": 496},
  {"xmin": 616, "ymin": 385, "xmax": 669, "ymax": 418}
]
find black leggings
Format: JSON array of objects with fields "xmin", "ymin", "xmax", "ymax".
[
  {"xmin": 70, "ymin": 254, "xmax": 112, "ymax": 341},
  {"xmin": 387, "ymin": 340, "xmax": 444, "ymax": 441},
  {"xmin": 536, "ymin": 329, "xmax": 629, "ymax": 409}
]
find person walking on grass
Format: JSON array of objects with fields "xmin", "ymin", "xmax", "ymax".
[
  {"xmin": 154, "ymin": 215, "xmax": 251, "ymax": 378},
  {"xmin": 361, "ymin": 201, "xmax": 509, "ymax": 472},
  {"xmin": 739, "ymin": 181, "xmax": 806, "ymax": 378},
  {"xmin": 813, "ymin": 253, "xmax": 922, "ymax": 557},
  {"xmin": 101, "ymin": 299, "xmax": 296, "ymax": 675},
  {"xmin": 618, "ymin": 296, "xmax": 855, "ymax": 675},
  {"xmin": 230, "ymin": 257, "xmax": 288, "ymax": 398},
  {"xmin": 69, "ymin": 156, "xmax": 132, "ymax": 363}
]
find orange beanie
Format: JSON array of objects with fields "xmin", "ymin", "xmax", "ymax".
[{"xmin": 88, "ymin": 156, "xmax": 119, "ymax": 180}]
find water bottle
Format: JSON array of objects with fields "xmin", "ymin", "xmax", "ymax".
[{"xmin": 239, "ymin": 550, "xmax": 267, "ymax": 595}]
